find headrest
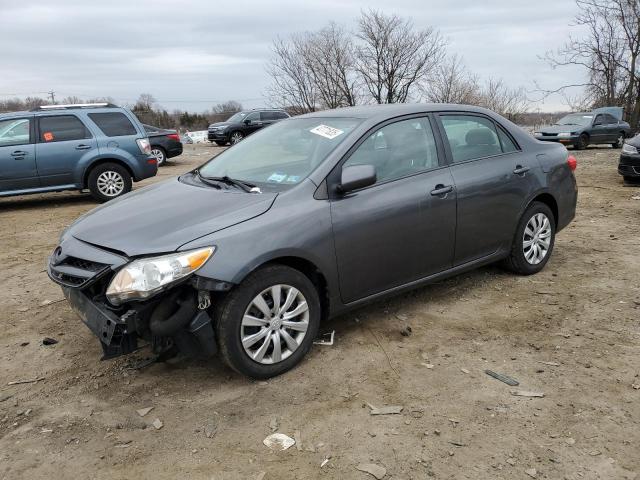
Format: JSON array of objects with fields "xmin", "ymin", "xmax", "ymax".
[{"xmin": 465, "ymin": 128, "xmax": 496, "ymax": 146}]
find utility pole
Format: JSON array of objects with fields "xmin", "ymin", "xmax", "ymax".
[{"xmin": 48, "ymin": 90, "xmax": 55, "ymax": 104}]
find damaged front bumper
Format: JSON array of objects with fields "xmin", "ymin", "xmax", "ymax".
[
  {"xmin": 61, "ymin": 285, "xmax": 218, "ymax": 361},
  {"xmin": 48, "ymin": 236, "xmax": 222, "ymax": 361}
]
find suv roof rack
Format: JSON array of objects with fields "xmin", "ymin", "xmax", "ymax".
[{"xmin": 32, "ymin": 103, "xmax": 118, "ymax": 111}]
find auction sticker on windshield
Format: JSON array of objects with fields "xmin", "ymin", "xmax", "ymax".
[{"xmin": 310, "ymin": 124, "xmax": 344, "ymax": 140}]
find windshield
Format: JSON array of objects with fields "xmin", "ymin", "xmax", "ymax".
[
  {"xmin": 556, "ymin": 114, "xmax": 593, "ymax": 126},
  {"xmin": 226, "ymin": 112, "xmax": 248, "ymax": 123},
  {"xmin": 198, "ymin": 117, "xmax": 362, "ymax": 188}
]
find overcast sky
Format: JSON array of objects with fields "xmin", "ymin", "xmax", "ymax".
[{"xmin": 0, "ymin": 0, "xmax": 584, "ymax": 112}]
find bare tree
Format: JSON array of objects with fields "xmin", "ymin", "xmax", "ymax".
[
  {"xmin": 266, "ymin": 35, "xmax": 318, "ymax": 114},
  {"xmin": 135, "ymin": 93, "xmax": 157, "ymax": 111},
  {"xmin": 212, "ymin": 100, "xmax": 243, "ymax": 114},
  {"xmin": 304, "ymin": 23, "xmax": 359, "ymax": 109},
  {"xmin": 477, "ymin": 78, "xmax": 529, "ymax": 120},
  {"xmin": 541, "ymin": 0, "xmax": 640, "ymax": 127},
  {"xmin": 355, "ymin": 9, "xmax": 446, "ymax": 104},
  {"xmin": 422, "ymin": 54, "xmax": 479, "ymax": 104}
]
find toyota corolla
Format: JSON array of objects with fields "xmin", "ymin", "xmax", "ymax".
[{"xmin": 48, "ymin": 104, "xmax": 578, "ymax": 379}]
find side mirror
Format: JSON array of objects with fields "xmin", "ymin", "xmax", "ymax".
[
  {"xmin": 593, "ymin": 122, "xmax": 602, "ymax": 126},
  {"xmin": 338, "ymin": 164, "xmax": 376, "ymax": 194},
  {"xmin": 244, "ymin": 119, "xmax": 251, "ymax": 125}
]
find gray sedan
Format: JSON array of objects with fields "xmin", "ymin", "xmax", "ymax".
[{"xmin": 48, "ymin": 104, "xmax": 578, "ymax": 379}]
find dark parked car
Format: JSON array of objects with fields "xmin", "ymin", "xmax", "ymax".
[
  {"xmin": 143, "ymin": 124, "xmax": 183, "ymax": 166},
  {"xmin": 0, "ymin": 103, "xmax": 157, "ymax": 202},
  {"xmin": 48, "ymin": 104, "xmax": 578, "ymax": 379},
  {"xmin": 534, "ymin": 107, "xmax": 631, "ymax": 149},
  {"xmin": 208, "ymin": 109, "xmax": 290, "ymax": 145},
  {"xmin": 618, "ymin": 134, "xmax": 640, "ymax": 183}
]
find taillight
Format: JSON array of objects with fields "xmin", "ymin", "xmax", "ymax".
[
  {"xmin": 167, "ymin": 133, "xmax": 180, "ymax": 141},
  {"xmin": 567, "ymin": 155, "xmax": 577, "ymax": 171},
  {"xmin": 136, "ymin": 138, "xmax": 151, "ymax": 155}
]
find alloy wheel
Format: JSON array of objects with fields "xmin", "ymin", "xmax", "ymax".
[
  {"xmin": 240, "ymin": 284, "xmax": 309, "ymax": 364},
  {"xmin": 230, "ymin": 132, "xmax": 243, "ymax": 145},
  {"xmin": 96, "ymin": 171, "xmax": 125, "ymax": 197},
  {"xmin": 151, "ymin": 148, "xmax": 165, "ymax": 165},
  {"xmin": 522, "ymin": 213, "xmax": 552, "ymax": 265}
]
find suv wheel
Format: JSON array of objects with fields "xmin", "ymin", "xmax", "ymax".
[
  {"xmin": 215, "ymin": 265, "xmax": 320, "ymax": 379},
  {"xmin": 612, "ymin": 133, "xmax": 625, "ymax": 149},
  {"xmin": 230, "ymin": 131, "xmax": 244, "ymax": 145},
  {"xmin": 502, "ymin": 202, "xmax": 556, "ymax": 275},
  {"xmin": 88, "ymin": 162, "xmax": 132, "ymax": 202},
  {"xmin": 151, "ymin": 147, "xmax": 166, "ymax": 166}
]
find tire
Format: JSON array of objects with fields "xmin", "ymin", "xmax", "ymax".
[
  {"xmin": 151, "ymin": 147, "xmax": 166, "ymax": 166},
  {"xmin": 214, "ymin": 141, "xmax": 227, "ymax": 146},
  {"xmin": 229, "ymin": 131, "xmax": 244, "ymax": 145},
  {"xmin": 574, "ymin": 133, "xmax": 589, "ymax": 150},
  {"xmin": 502, "ymin": 202, "xmax": 556, "ymax": 275},
  {"xmin": 612, "ymin": 132, "xmax": 625, "ymax": 148},
  {"xmin": 87, "ymin": 162, "xmax": 132, "ymax": 203},
  {"xmin": 215, "ymin": 265, "xmax": 321, "ymax": 379}
]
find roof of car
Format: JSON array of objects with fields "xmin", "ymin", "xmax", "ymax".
[{"xmin": 297, "ymin": 103, "xmax": 501, "ymax": 120}]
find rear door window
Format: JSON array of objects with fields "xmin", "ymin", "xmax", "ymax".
[
  {"xmin": 440, "ymin": 115, "xmax": 503, "ymax": 163},
  {"xmin": 261, "ymin": 112, "xmax": 277, "ymax": 121},
  {"xmin": 88, "ymin": 112, "xmax": 137, "ymax": 136},
  {"xmin": 38, "ymin": 115, "xmax": 91, "ymax": 143},
  {"xmin": 0, "ymin": 118, "xmax": 31, "ymax": 146}
]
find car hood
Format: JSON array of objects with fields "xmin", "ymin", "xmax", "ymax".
[
  {"xmin": 539, "ymin": 125, "xmax": 585, "ymax": 134},
  {"xmin": 208, "ymin": 122, "xmax": 232, "ymax": 129},
  {"xmin": 68, "ymin": 177, "xmax": 277, "ymax": 257}
]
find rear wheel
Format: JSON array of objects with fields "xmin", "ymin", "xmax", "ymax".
[
  {"xmin": 575, "ymin": 133, "xmax": 589, "ymax": 150},
  {"xmin": 612, "ymin": 133, "xmax": 625, "ymax": 148},
  {"xmin": 151, "ymin": 147, "xmax": 166, "ymax": 166},
  {"xmin": 87, "ymin": 162, "xmax": 132, "ymax": 202},
  {"xmin": 215, "ymin": 265, "xmax": 320, "ymax": 379},
  {"xmin": 502, "ymin": 202, "xmax": 556, "ymax": 275}
]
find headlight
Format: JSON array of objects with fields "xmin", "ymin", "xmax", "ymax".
[
  {"xmin": 106, "ymin": 247, "xmax": 214, "ymax": 305},
  {"xmin": 533, "ymin": 131, "xmax": 541, "ymax": 136},
  {"xmin": 557, "ymin": 132, "xmax": 573, "ymax": 138},
  {"xmin": 622, "ymin": 143, "xmax": 638, "ymax": 154}
]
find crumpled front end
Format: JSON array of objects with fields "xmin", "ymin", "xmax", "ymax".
[{"xmin": 47, "ymin": 235, "xmax": 226, "ymax": 361}]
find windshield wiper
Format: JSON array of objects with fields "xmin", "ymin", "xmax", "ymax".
[
  {"xmin": 197, "ymin": 172, "xmax": 257, "ymax": 193},
  {"xmin": 195, "ymin": 169, "xmax": 222, "ymax": 189}
]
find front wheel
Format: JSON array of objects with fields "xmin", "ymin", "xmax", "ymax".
[
  {"xmin": 215, "ymin": 265, "xmax": 320, "ymax": 379},
  {"xmin": 502, "ymin": 202, "xmax": 556, "ymax": 275},
  {"xmin": 574, "ymin": 133, "xmax": 589, "ymax": 150},
  {"xmin": 612, "ymin": 133, "xmax": 625, "ymax": 149},
  {"xmin": 229, "ymin": 131, "xmax": 244, "ymax": 145},
  {"xmin": 87, "ymin": 162, "xmax": 132, "ymax": 202}
]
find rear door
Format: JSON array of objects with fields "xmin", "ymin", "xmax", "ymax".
[
  {"xmin": 0, "ymin": 116, "xmax": 38, "ymax": 192},
  {"xmin": 330, "ymin": 115, "xmax": 457, "ymax": 303},
  {"xmin": 35, "ymin": 114, "xmax": 97, "ymax": 186},
  {"xmin": 437, "ymin": 113, "xmax": 540, "ymax": 266}
]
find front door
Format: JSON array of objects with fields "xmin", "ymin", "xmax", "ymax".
[
  {"xmin": 242, "ymin": 112, "xmax": 263, "ymax": 136},
  {"xmin": 437, "ymin": 113, "xmax": 541, "ymax": 265},
  {"xmin": 0, "ymin": 116, "xmax": 38, "ymax": 192},
  {"xmin": 590, "ymin": 114, "xmax": 609, "ymax": 144},
  {"xmin": 330, "ymin": 115, "xmax": 457, "ymax": 303},
  {"xmin": 35, "ymin": 114, "xmax": 97, "ymax": 186}
]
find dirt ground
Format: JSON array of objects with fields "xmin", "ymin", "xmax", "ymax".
[{"xmin": 1, "ymin": 142, "xmax": 639, "ymax": 480}]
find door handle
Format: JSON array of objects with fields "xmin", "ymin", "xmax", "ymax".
[
  {"xmin": 75, "ymin": 144, "xmax": 92, "ymax": 150},
  {"xmin": 430, "ymin": 184, "xmax": 453, "ymax": 196},
  {"xmin": 513, "ymin": 165, "xmax": 530, "ymax": 175},
  {"xmin": 11, "ymin": 151, "xmax": 27, "ymax": 158}
]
